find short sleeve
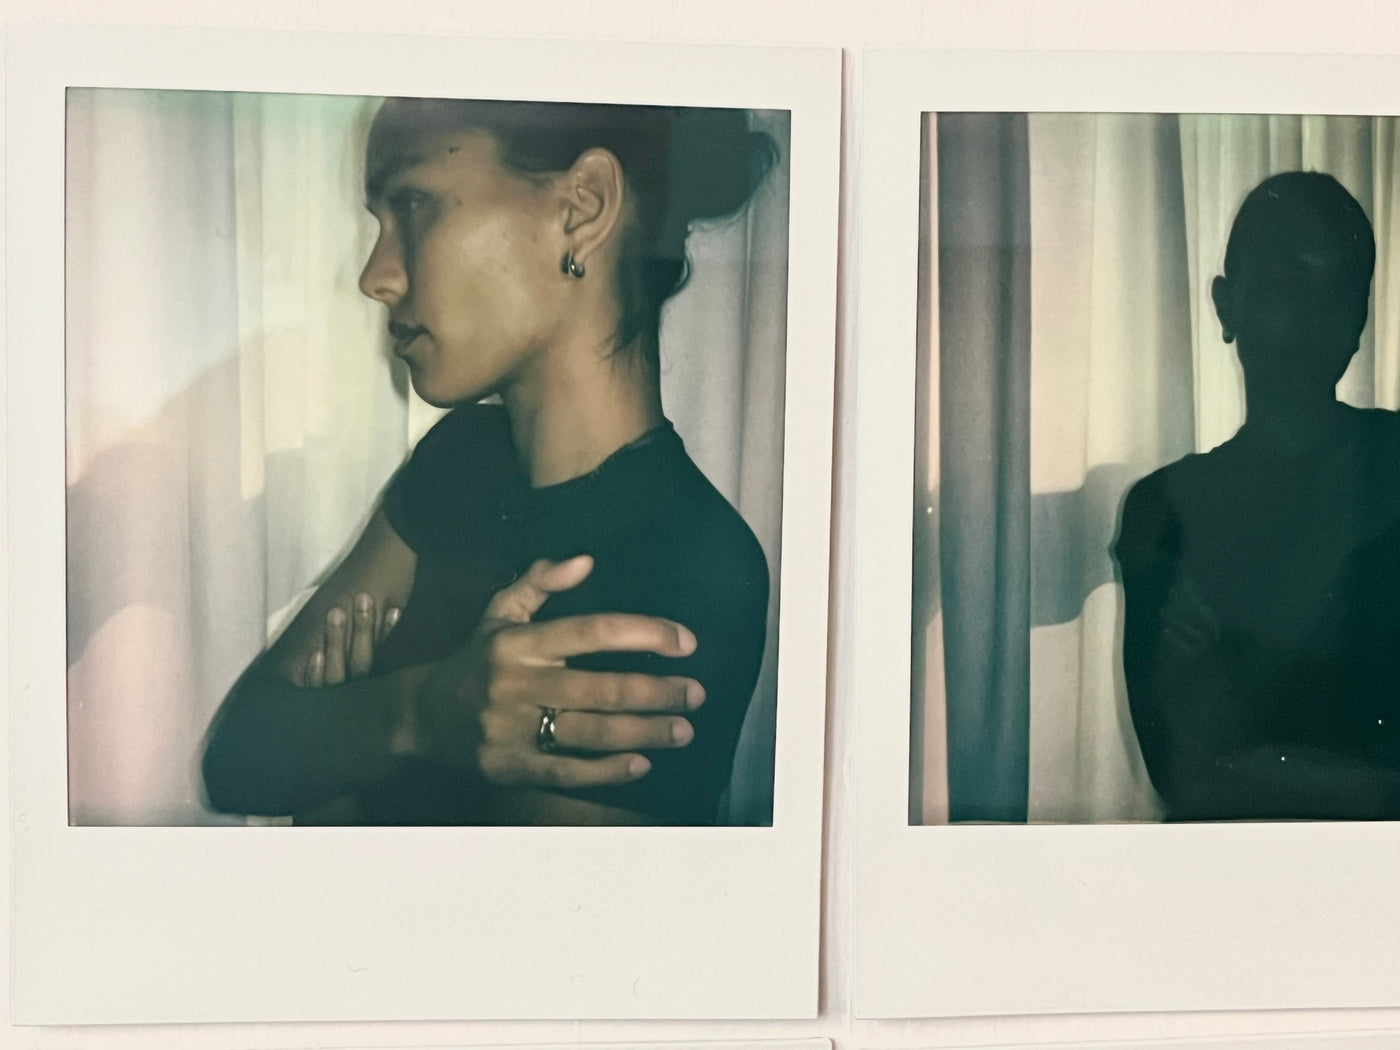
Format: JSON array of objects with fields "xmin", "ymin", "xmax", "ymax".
[
  {"xmin": 1113, "ymin": 469, "xmax": 1179, "ymax": 582},
  {"xmin": 549, "ymin": 504, "xmax": 772, "ymax": 825}
]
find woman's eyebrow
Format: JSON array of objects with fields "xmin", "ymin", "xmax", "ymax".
[{"xmin": 365, "ymin": 152, "xmax": 427, "ymax": 202}]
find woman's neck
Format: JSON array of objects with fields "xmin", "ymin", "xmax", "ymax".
[
  {"xmin": 1238, "ymin": 381, "xmax": 1350, "ymax": 458},
  {"xmin": 502, "ymin": 332, "xmax": 663, "ymax": 488}
]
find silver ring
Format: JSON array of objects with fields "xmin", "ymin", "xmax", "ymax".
[{"xmin": 535, "ymin": 706, "xmax": 561, "ymax": 754}]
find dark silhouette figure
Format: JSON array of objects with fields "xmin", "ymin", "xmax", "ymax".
[{"xmin": 1114, "ymin": 171, "xmax": 1400, "ymax": 820}]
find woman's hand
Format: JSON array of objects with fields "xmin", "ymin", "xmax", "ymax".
[
  {"xmin": 302, "ymin": 593, "xmax": 402, "ymax": 687},
  {"xmin": 411, "ymin": 555, "xmax": 705, "ymax": 790}
]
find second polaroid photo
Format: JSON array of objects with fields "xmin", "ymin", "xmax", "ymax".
[{"xmin": 855, "ymin": 49, "xmax": 1400, "ymax": 1018}]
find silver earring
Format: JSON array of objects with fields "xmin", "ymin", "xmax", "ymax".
[{"xmin": 561, "ymin": 251, "xmax": 585, "ymax": 279}]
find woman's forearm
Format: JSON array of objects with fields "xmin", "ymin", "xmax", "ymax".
[
  {"xmin": 202, "ymin": 656, "xmax": 431, "ymax": 817},
  {"xmin": 1132, "ymin": 635, "xmax": 1400, "ymax": 820}
]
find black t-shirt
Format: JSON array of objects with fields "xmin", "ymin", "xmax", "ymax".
[
  {"xmin": 347, "ymin": 404, "xmax": 770, "ymax": 825},
  {"xmin": 1114, "ymin": 406, "xmax": 1400, "ymax": 818}
]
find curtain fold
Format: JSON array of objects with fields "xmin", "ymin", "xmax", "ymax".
[
  {"xmin": 936, "ymin": 112, "xmax": 1033, "ymax": 823},
  {"xmin": 911, "ymin": 114, "xmax": 947, "ymax": 824},
  {"xmin": 66, "ymin": 90, "xmax": 789, "ymax": 826},
  {"xmin": 1023, "ymin": 113, "xmax": 1190, "ymax": 822}
]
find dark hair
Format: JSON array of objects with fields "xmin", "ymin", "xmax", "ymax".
[
  {"xmin": 1224, "ymin": 170, "xmax": 1375, "ymax": 290},
  {"xmin": 382, "ymin": 98, "xmax": 779, "ymax": 359}
]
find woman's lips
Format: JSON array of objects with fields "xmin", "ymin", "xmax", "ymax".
[{"xmin": 388, "ymin": 322, "xmax": 426, "ymax": 358}]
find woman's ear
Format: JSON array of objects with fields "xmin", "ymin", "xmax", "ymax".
[
  {"xmin": 560, "ymin": 148, "xmax": 626, "ymax": 270},
  {"xmin": 1211, "ymin": 274, "xmax": 1235, "ymax": 344}
]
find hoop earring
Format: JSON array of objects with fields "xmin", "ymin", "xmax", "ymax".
[{"xmin": 561, "ymin": 251, "xmax": 585, "ymax": 279}]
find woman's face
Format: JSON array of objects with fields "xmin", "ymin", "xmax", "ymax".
[
  {"xmin": 1216, "ymin": 211, "xmax": 1372, "ymax": 400},
  {"xmin": 359, "ymin": 105, "xmax": 567, "ymax": 407}
]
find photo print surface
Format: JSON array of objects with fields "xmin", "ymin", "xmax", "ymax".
[
  {"xmin": 913, "ymin": 111, "xmax": 1400, "ymax": 825},
  {"xmin": 66, "ymin": 87, "xmax": 792, "ymax": 828}
]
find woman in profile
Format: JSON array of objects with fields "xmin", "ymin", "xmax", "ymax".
[
  {"xmin": 1116, "ymin": 171, "xmax": 1400, "ymax": 821},
  {"xmin": 201, "ymin": 98, "xmax": 777, "ymax": 826}
]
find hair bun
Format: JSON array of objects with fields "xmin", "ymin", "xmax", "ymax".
[{"xmin": 654, "ymin": 110, "xmax": 779, "ymax": 251}]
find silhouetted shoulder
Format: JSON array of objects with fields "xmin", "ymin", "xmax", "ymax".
[{"xmin": 1114, "ymin": 459, "xmax": 1194, "ymax": 579}]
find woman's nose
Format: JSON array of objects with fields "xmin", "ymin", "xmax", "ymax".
[{"xmin": 358, "ymin": 233, "xmax": 407, "ymax": 305}]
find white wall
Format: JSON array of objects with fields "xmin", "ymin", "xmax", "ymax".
[{"xmin": 5, "ymin": 1, "xmax": 1400, "ymax": 1048}]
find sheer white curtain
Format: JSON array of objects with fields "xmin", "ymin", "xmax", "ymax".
[
  {"xmin": 1022, "ymin": 113, "xmax": 1191, "ymax": 822},
  {"xmin": 66, "ymin": 89, "xmax": 789, "ymax": 827},
  {"xmin": 915, "ymin": 112, "xmax": 1399, "ymax": 824}
]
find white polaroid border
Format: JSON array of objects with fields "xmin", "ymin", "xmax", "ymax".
[
  {"xmin": 7, "ymin": 23, "xmax": 839, "ymax": 1023},
  {"xmin": 854, "ymin": 49, "xmax": 1400, "ymax": 1019}
]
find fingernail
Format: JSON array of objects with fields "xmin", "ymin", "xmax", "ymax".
[
  {"xmin": 675, "ymin": 624, "xmax": 697, "ymax": 653},
  {"xmin": 386, "ymin": 607, "xmax": 401, "ymax": 626},
  {"xmin": 357, "ymin": 593, "xmax": 372, "ymax": 613},
  {"xmin": 310, "ymin": 651, "xmax": 323, "ymax": 668},
  {"xmin": 685, "ymin": 680, "xmax": 706, "ymax": 709},
  {"xmin": 671, "ymin": 719, "xmax": 694, "ymax": 746},
  {"xmin": 328, "ymin": 608, "xmax": 345, "ymax": 626},
  {"xmin": 628, "ymin": 756, "xmax": 651, "ymax": 777}
]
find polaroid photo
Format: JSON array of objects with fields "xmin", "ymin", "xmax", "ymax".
[
  {"xmin": 854, "ymin": 49, "xmax": 1400, "ymax": 1018},
  {"xmin": 8, "ymin": 22, "xmax": 839, "ymax": 1022}
]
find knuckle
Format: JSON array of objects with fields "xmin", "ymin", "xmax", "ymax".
[
  {"xmin": 579, "ymin": 617, "xmax": 606, "ymax": 650},
  {"xmin": 613, "ymin": 675, "xmax": 640, "ymax": 708},
  {"xmin": 597, "ymin": 613, "xmax": 628, "ymax": 643},
  {"xmin": 645, "ymin": 677, "xmax": 675, "ymax": 710},
  {"xmin": 483, "ymin": 672, "xmax": 512, "ymax": 708},
  {"xmin": 478, "ymin": 708, "xmax": 510, "ymax": 743},
  {"xmin": 670, "ymin": 680, "xmax": 691, "ymax": 711},
  {"xmin": 486, "ymin": 629, "xmax": 514, "ymax": 667},
  {"xmin": 595, "ymin": 674, "xmax": 626, "ymax": 710},
  {"xmin": 574, "ymin": 714, "xmax": 609, "ymax": 750}
]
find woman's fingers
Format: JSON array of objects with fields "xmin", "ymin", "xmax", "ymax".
[
  {"xmin": 323, "ymin": 607, "xmax": 348, "ymax": 684},
  {"xmin": 477, "ymin": 747, "xmax": 652, "ymax": 789},
  {"xmin": 379, "ymin": 605, "xmax": 402, "ymax": 644},
  {"xmin": 551, "ymin": 710, "xmax": 694, "ymax": 752},
  {"xmin": 482, "ymin": 701, "xmax": 694, "ymax": 754},
  {"xmin": 498, "ymin": 612, "xmax": 698, "ymax": 664},
  {"xmin": 492, "ymin": 666, "xmax": 703, "ymax": 714},
  {"xmin": 305, "ymin": 594, "xmax": 396, "ymax": 688},
  {"xmin": 305, "ymin": 648, "xmax": 325, "ymax": 688},
  {"xmin": 484, "ymin": 556, "xmax": 594, "ymax": 624},
  {"xmin": 348, "ymin": 593, "xmax": 376, "ymax": 677}
]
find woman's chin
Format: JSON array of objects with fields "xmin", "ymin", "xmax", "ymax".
[{"xmin": 409, "ymin": 372, "xmax": 491, "ymax": 409}]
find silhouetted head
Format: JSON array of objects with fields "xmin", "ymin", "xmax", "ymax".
[
  {"xmin": 1211, "ymin": 171, "xmax": 1375, "ymax": 401},
  {"xmin": 359, "ymin": 97, "xmax": 777, "ymax": 406}
]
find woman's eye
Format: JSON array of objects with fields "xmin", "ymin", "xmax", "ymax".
[{"xmin": 389, "ymin": 190, "xmax": 434, "ymax": 227}]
